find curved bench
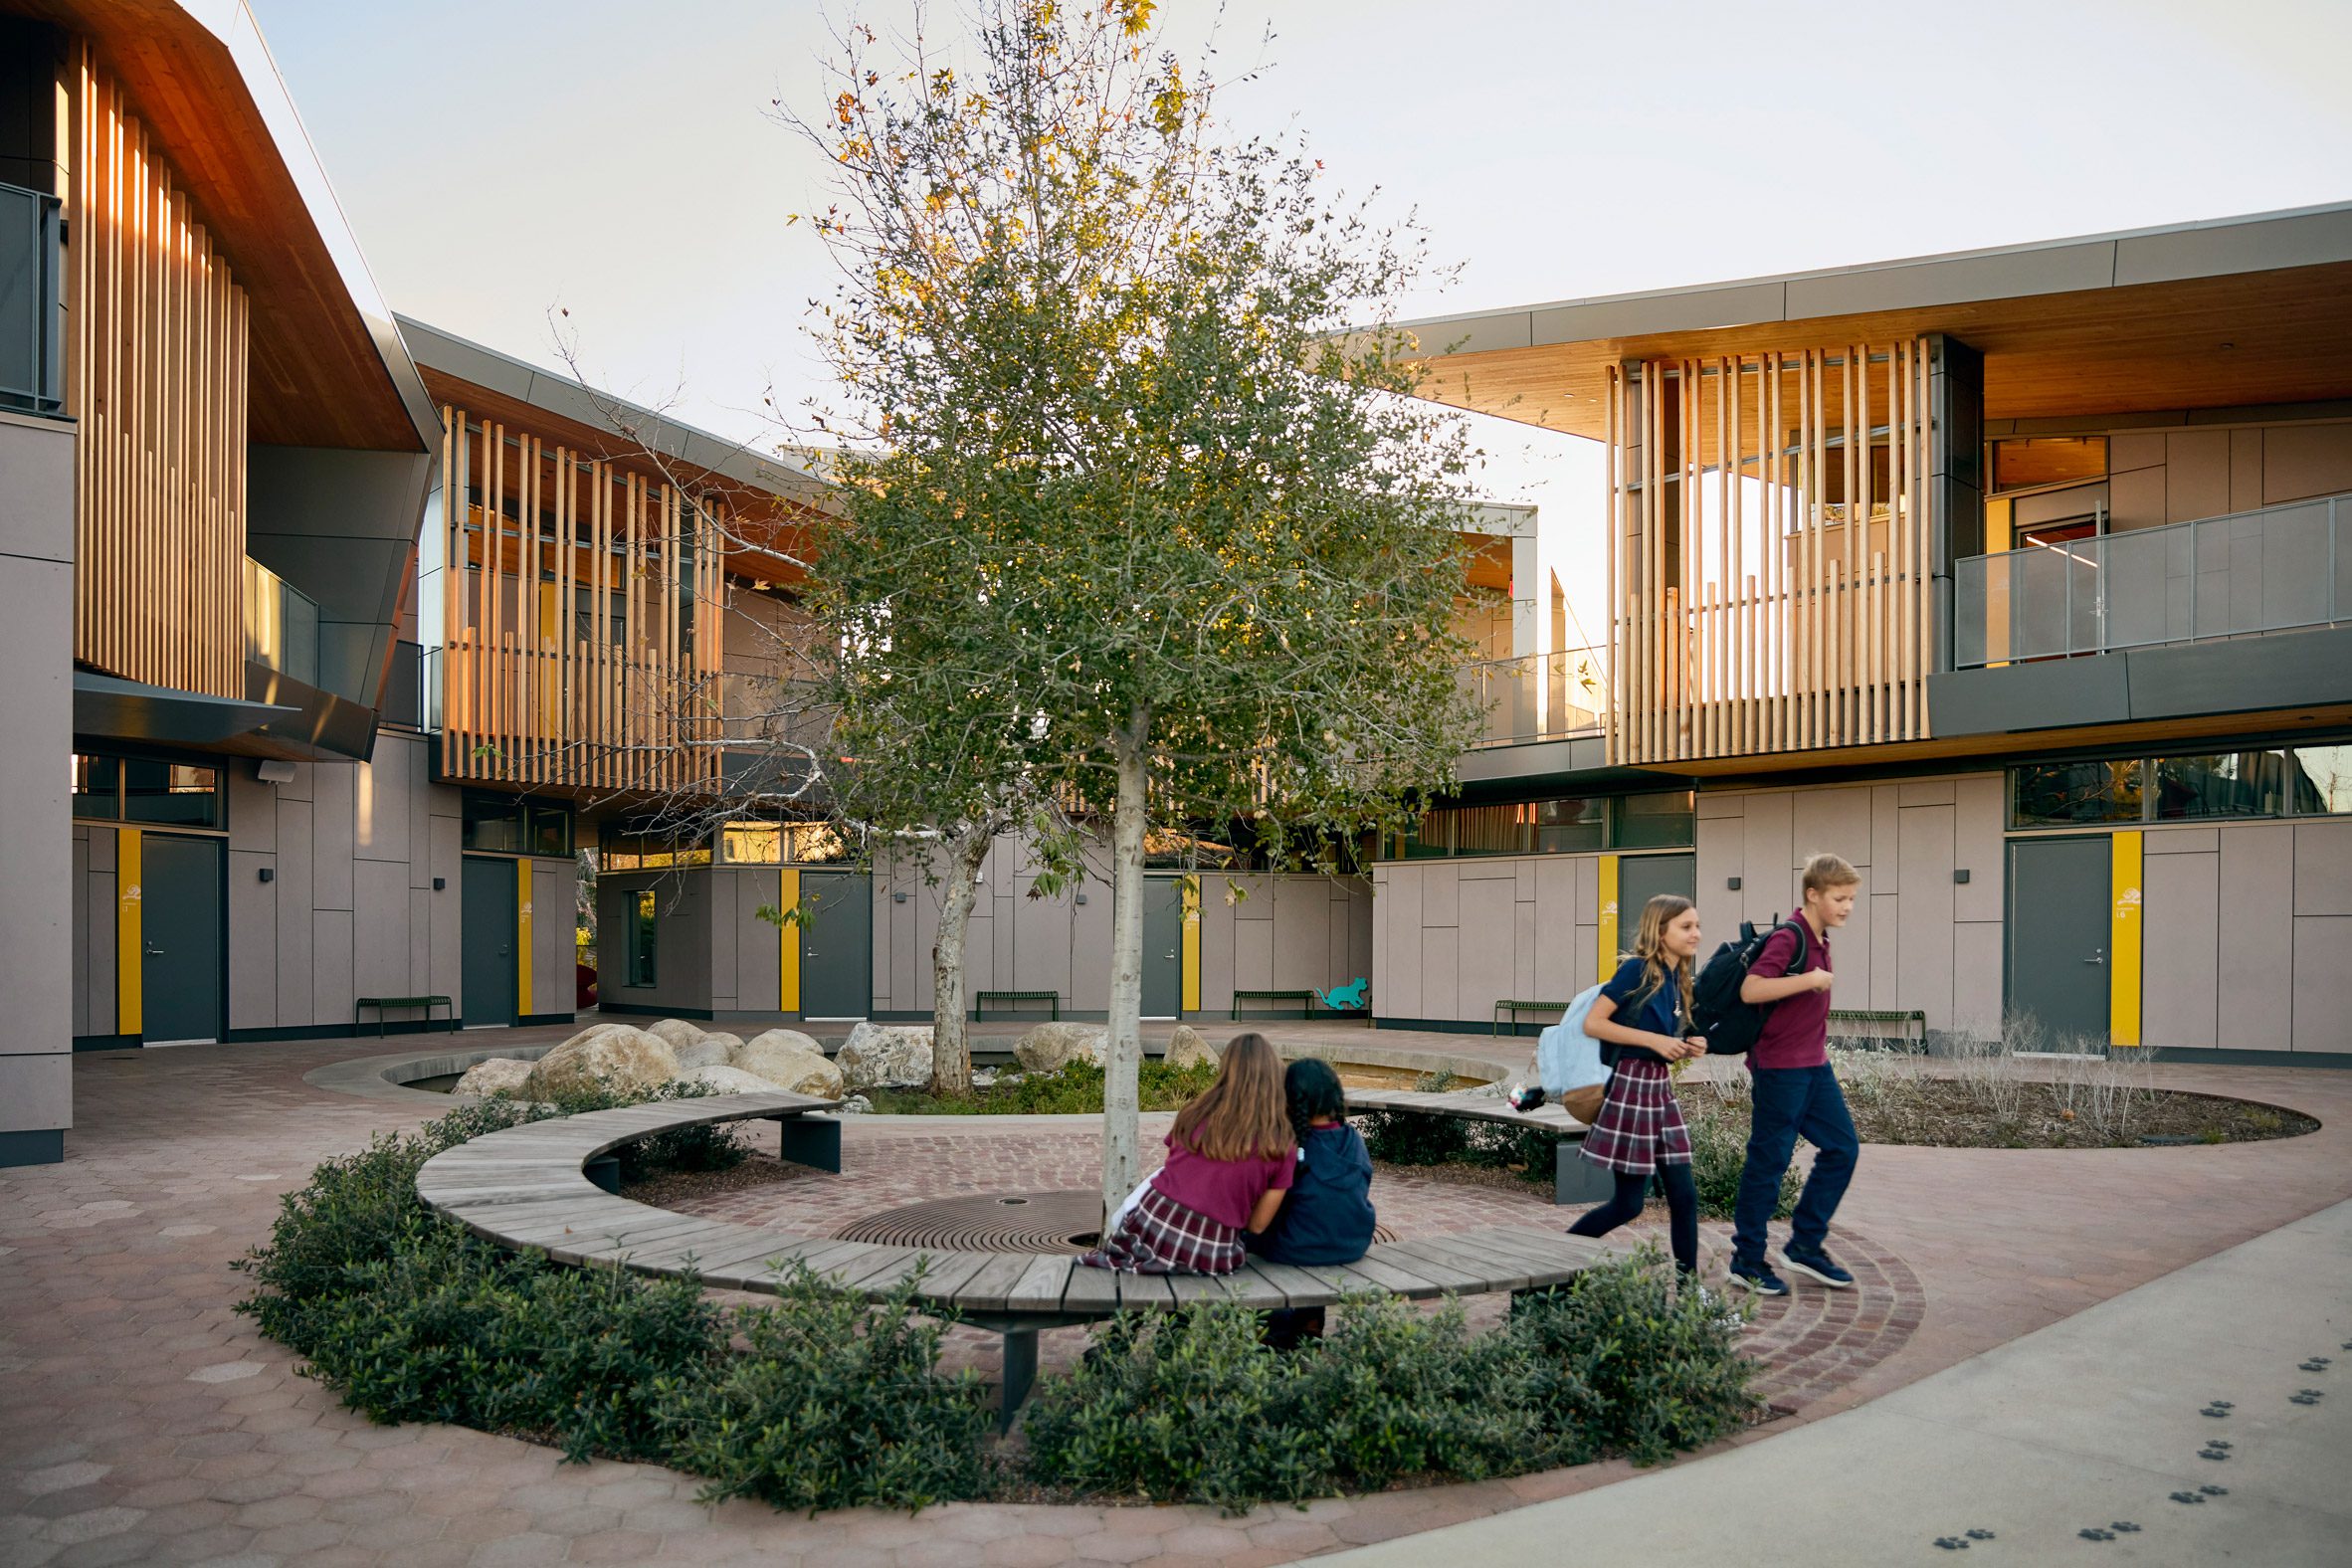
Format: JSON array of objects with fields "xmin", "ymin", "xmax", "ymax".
[
  {"xmin": 416, "ymin": 1091, "xmax": 1623, "ymax": 1424},
  {"xmin": 1345, "ymin": 1084, "xmax": 1615, "ymax": 1205}
]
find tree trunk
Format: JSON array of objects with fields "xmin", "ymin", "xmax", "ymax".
[
  {"xmin": 928, "ymin": 821, "xmax": 993, "ymax": 1095},
  {"xmin": 1099, "ymin": 719, "xmax": 1150, "ymax": 1226}
]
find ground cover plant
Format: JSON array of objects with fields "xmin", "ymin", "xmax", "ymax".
[
  {"xmin": 862, "ymin": 1059, "xmax": 1220, "ymax": 1116},
  {"xmin": 238, "ymin": 1092, "xmax": 1762, "ymax": 1514}
]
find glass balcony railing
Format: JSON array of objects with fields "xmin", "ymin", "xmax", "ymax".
[
  {"xmin": 243, "ymin": 557, "xmax": 320, "ymax": 686},
  {"xmin": 0, "ymin": 179, "xmax": 64, "ymax": 418},
  {"xmin": 1954, "ymin": 492, "xmax": 2352, "ymax": 668},
  {"xmin": 1460, "ymin": 647, "xmax": 1610, "ymax": 748}
]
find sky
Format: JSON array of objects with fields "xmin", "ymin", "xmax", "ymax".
[{"xmin": 250, "ymin": 0, "xmax": 2352, "ymax": 639}]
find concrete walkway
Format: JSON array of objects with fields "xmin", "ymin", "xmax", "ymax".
[{"xmin": 1310, "ymin": 1198, "xmax": 2352, "ymax": 1567}]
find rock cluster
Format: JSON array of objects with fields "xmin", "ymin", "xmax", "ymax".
[{"xmin": 450, "ymin": 1017, "xmax": 848, "ymax": 1103}]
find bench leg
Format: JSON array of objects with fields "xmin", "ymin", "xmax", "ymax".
[
  {"xmin": 1554, "ymin": 1143, "xmax": 1613, "ymax": 1207},
  {"xmin": 998, "ymin": 1328, "xmax": 1038, "ymax": 1433},
  {"xmin": 775, "ymin": 1115, "xmax": 842, "ymax": 1174},
  {"xmin": 586, "ymin": 1155, "xmax": 622, "ymax": 1194}
]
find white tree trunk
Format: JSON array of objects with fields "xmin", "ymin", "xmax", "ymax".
[
  {"xmin": 1100, "ymin": 722, "xmax": 1150, "ymax": 1226},
  {"xmin": 928, "ymin": 822, "xmax": 993, "ymax": 1094}
]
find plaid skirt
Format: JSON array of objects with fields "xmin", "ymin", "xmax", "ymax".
[
  {"xmin": 1079, "ymin": 1182, "xmax": 1246, "ymax": 1275},
  {"xmin": 1580, "ymin": 1056, "xmax": 1692, "ymax": 1176}
]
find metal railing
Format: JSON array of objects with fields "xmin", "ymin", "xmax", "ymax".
[
  {"xmin": 1459, "ymin": 647, "xmax": 1610, "ymax": 747},
  {"xmin": 0, "ymin": 180, "xmax": 64, "ymax": 417},
  {"xmin": 243, "ymin": 558, "xmax": 320, "ymax": 686},
  {"xmin": 1954, "ymin": 492, "xmax": 2352, "ymax": 668}
]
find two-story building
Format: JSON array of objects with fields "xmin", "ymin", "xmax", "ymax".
[{"xmin": 1382, "ymin": 204, "xmax": 2352, "ymax": 1060}]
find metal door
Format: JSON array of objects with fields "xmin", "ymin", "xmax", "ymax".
[
  {"xmin": 1142, "ymin": 877, "xmax": 1183, "ymax": 1020},
  {"xmin": 799, "ymin": 871, "xmax": 873, "ymax": 1019},
  {"xmin": 141, "ymin": 835, "xmax": 222, "ymax": 1043},
  {"xmin": 1619, "ymin": 853, "xmax": 1696, "ymax": 921},
  {"xmin": 2006, "ymin": 836, "xmax": 2110, "ymax": 1042},
  {"xmin": 462, "ymin": 857, "xmax": 517, "ymax": 1028}
]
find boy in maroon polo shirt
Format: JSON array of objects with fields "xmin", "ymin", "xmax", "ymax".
[{"xmin": 1726, "ymin": 853, "xmax": 1862, "ymax": 1296}]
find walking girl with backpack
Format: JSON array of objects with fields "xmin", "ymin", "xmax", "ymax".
[{"xmin": 1565, "ymin": 893, "xmax": 1709, "ymax": 1281}]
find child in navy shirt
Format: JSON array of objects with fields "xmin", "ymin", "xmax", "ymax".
[{"xmin": 1247, "ymin": 1057, "xmax": 1376, "ymax": 1346}]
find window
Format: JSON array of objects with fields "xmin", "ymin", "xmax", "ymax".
[
  {"xmin": 598, "ymin": 831, "xmax": 710, "ymax": 871},
  {"xmin": 2154, "ymin": 751, "xmax": 2287, "ymax": 822},
  {"xmin": 1454, "ymin": 803, "xmax": 1526, "ymax": 857},
  {"xmin": 2012, "ymin": 759, "xmax": 2143, "ymax": 827},
  {"xmin": 2291, "ymin": 745, "xmax": 2352, "ymax": 815},
  {"xmin": 527, "ymin": 804, "xmax": 572, "ymax": 859},
  {"xmin": 72, "ymin": 754, "xmax": 119, "ymax": 819},
  {"xmin": 1615, "ymin": 791, "xmax": 1695, "ymax": 849},
  {"xmin": 462, "ymin": 793, "xmax": 524, "ymax": 853},
  {"xmin": 1534, "ymin": 797, "xmax": 1606, "ymax": 855},
  {"xmin": 1375, "ymin": 790, "xmax": 1694, "ymax": 859},
  {"xmin": 123, "ymin": 760, "xmax": 221, "ymax": 828},
  {"xmin": 722, "ymin": 823, "xmax": 783, "ymax": 865},
  {"xmin": 628, "ymin": 890, "xmax": 658, "ymax": 987}
]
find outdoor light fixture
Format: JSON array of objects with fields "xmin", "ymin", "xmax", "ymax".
[
  {"xmin": 1955, "ymin": 869, "xmax": 1972, "ymax": 884},
  {"xmin": 892, "ymin": 889, "xmax": 907, "ymax": 902},
  {"xmin": 433, "ymin": 877, "xmax": 447, "ymax": 890},
  {"xmin": 1726, "ymin": 876, "xmax": 1742, "ymax": 890},
  {"xmin": 258, "ymin": 867, "xmax": 274, "ymax": 883},
  {"xmin": 1075, "ymin": 890, "xmax": 1088, "ymax": 904}
]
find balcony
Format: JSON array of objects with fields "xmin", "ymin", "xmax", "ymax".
[
  {"xmin": 0, "ymin": 179, "xmax": 63, "ymax": 418},
  {"xmin": 243, "ymin": 557, "xmax": 319, "ymax": 686},
  {"xmin": 1460, "ymin": 647, "xmax": 1610, "ymax": 748},
  {"xmin": 1955, "ymin": 492, "xmax": 2352, "ymax": 667}
]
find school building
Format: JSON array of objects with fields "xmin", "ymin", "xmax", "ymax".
[{"xmin": 1379, "ymin": 205, "xmax": 2352, "ymax": 1059}]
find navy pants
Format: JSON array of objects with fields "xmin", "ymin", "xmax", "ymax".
[{"xmin": 1731, "ymin": 1064, "xmax": 1859, "ymax": 1270}]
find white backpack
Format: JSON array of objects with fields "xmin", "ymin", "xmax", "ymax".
[{"xmin": 1535, "ymin": 983, "xmax": 1613, "ymax": 1096}]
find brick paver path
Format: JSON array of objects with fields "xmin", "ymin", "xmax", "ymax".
[{"xmin": 3, "ymin": 1032, "xmax": 2348, "ymax": 1567}]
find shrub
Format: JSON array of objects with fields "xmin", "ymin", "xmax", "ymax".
[
  {"xmin": 658, "ymin": 1265, "xmax": 993, "ymax": 1512},
  {"xmin": 1358, "ymin": 1107, "xmax": 1472, "ymax": 1165},
  {"xmin": 1683, "ymin": 1104, "xmax": 1800, "ymax": 1222}
]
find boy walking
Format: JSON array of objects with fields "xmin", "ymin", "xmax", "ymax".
[{"xmin": 1727, "ymin": 853, "xmax": 1863, "ymax": 1296}]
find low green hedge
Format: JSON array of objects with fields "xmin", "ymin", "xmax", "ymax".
[{"xmin": 236, "ymin": 1089, "xmax": 1759, "ymax": 1515}]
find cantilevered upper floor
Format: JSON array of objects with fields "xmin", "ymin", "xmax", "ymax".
[{"xmin": 1397, "ymin": 202, "xmax": 2352, "ymax": 774}]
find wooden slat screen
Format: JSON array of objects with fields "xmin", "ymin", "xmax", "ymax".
[
  {"xmin": 437, "ymin": 408, "xmax": 726, "ymax": 793},
  {"xmin": 61, "ymin": 45, "xmax": 249, "ymax": 701},
  {"xmin": 1606, "ymin": 342, "xmax": 1933, "ymax": 765}
]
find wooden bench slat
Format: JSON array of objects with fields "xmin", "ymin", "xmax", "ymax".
[
  {"xmin": 928, "ymin": 1252, "xmax": 1031, "ymax": 1312},
  {"xmin": 1213, "ymin": 1264, "xmax": 1293, "ymax": 1307},
  {"xmin": 1061, "ymin": 1266, "xmax": 1123, "ymax": 1313},
  {"xmin": 1002, "ymin": 1254, "xmax": 1076, "ymax": 1313},
  {"xmin": 1114, "ymin": 1274, "xmax": 1178, "ymax": 1311},
  {"xmin": 829, "ymin": 1247, "xmax": 932, "ymax": 1293},
  {"xmin": 1365, "ymin": 1241, "xmax": 1489, "ymax": 1293},
  {"xmin": 1332, "ymin": 1250, "xmax": 1447, "ymax": 1296},
  {"xmin": 1401, "ymin": 1234, "xmax": 1538, "ymax": 1290},
  {"xmin": 1243, "ymin": 1261, "xmax": 1340, "ymax": 1307}
]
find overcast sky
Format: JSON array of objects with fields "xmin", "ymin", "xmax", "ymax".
[{"xmin": 251, "ymin": 0, "xmax": 2352, "ymax": 637}]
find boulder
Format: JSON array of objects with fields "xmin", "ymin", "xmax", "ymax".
[
  {"xmin": 557, "ymin": 1021, "xmax": 631, "ymax": 1051},
  {"xmin": 1164, "ymin": 1025, "xmax": 1217, "ymax": 1071},
  {"xmin": 731, "ymin": 1032, "xmax": 845, "ymax": 1097},
  {"xmin": 837, "ymin": 1022, "xmax": 934, "ymax": 1090},
  {"xmin": 840, "ymin": 1094, "xmax": 873, "ymax": 1114},
  {"xmin": 450, "ymin": 1057, "xmax": 536, "ymax": 1098},
  {"xmin": 525, "ymin": 1026, "xmax": 679, "ymax": 1099},
  {"xmin": 1014, "ymin": 1021, "xmax": 1106, "ymax": 1075},
  {"xmin": 643, "ymin": 1018, "xmax": 707, "ymax": 1054},
  {"xmin": 685, "ymin": 1064, "xmax": 784, "ymax": 1096},
  {"xmin": 671, "ymin": 1035, "xmax": 734, "ymax": 1073}
]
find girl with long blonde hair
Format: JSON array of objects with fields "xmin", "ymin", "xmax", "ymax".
[
  {"xmin": 1080, "ymin": 1032, "xmax": 1296, "ymax": 1275},
  {"xmin": 1570, "ymin": 893, "xmax": 1707, "ymax": 1278}
]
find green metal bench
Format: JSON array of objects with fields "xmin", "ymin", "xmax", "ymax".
[
  {"xmin": 1828, "ymin": 1008, "xmax": 1929, "ymax": 1050},
  {"xmin": 356, "ymin": 995, "xmax": 455, "ymax": 1035},
  {"xmin": 1492, "ymin": 998, "xmax": 1569, "ymax": 1037},
  {"xmin": 1232, "ymin": 988, "xmax": 1314, "ymax": 1020},
  {"xmin": 975, "ymin": 989, "xmax": 1059, "ymax": 1021}
]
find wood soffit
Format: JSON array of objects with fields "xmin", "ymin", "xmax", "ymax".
[
  {"xmin": 1407, "ymin": 260, "xmax": 2352, "ymax": 440},
  {"xmin": 14, "ymin": 0, "xmax": 431, "ymax": 452}
]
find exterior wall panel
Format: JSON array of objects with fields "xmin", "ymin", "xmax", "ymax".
[
  {"xmin": 2142, "ymin": 848, "xmax": 2220, "ymax": 1051},
  {"xmin": 2217, "ymin": 824, "xmax": 2295, "ymax": 1050}
]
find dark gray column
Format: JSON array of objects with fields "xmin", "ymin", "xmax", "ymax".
[{"xmin": 1925, "ymin": 335, "xmax": 1985, "ymax": 675}]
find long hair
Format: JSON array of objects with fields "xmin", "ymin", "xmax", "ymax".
[
  {"xmin": 1621, "ymin": 893, "xmax": 1697, "ymax": 1028},
  {"xmin": 1282, "ymin": 1057, "xmax": 1346, "ymax": 1143},
  {"xmin": 1170, "ymin": 1032, "xmax": 1294, "ymax": 1162}
]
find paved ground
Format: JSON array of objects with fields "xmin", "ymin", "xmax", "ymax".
[
  {"xmin": 1, "ymin": 1026, "xmax": 2347, "ymax": 1567},
  {"xmin": 1310, "ymin": 1196, "xmax": 2352, "ymax": 1567}
]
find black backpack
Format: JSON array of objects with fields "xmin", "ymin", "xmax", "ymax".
[{"xmin": 1689, "ymin": 916, "xmax": 1810, "ymax": 1057}]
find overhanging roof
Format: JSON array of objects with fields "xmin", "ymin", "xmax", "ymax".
[{"xmin": 1397, "ymin": 202, "xmax": 2352, "ymax": 438}]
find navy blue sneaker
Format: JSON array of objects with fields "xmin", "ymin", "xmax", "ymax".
[
  {"xmin": 1725, "ymin": 1263, "xmax": 1788, "ymax": 1297},
  {"xmin": 1782, "ymin": 1247, "xmax": 1856, "ymax": 1289}
]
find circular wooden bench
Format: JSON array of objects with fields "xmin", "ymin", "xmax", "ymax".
[
  {"xmin": 1342, "ymin": 1083, "xmax": 1616, "ymax": 1205},
  {"xmin": 415, "ymin": 1091, "xmax": 1624, "ymax": 1425}
]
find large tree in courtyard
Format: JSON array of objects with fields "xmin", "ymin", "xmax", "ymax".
[{"xmin": 795, "ymin": 0, "xmax": 1481, "ymax": 1220}]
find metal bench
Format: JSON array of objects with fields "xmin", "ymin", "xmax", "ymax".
[
  {"xmin": 1232, "ymin": 988, "xmax": 1314, "ymax": 1020},
  {"xmin": 975, "ymin": 989, "xmax": 1060, "ymax": 1021},
  {"xmin": 1829, "ymin": 1008, "xmax": 1929, "ymax": 1050},
  {"xmin": 417, "ymin": 1092, "xmax": 1622, "ymax": 1430},
  {"xmin": 1492, "ymin": 998, "xmax": 1568, "ymax": 1037},
  {"xmin": 356, "ymin": 994, "xmax": 455, "ymax": 1035}
]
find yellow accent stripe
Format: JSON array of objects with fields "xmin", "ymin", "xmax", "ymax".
[
  {"xmin": 777, "ymin": 867, "xmax": 801, "ymax": 1013},
  {"xmin": 516, "ymin": 859, "xmax": 534, "ymax": 1017},
  {"xmin": 1596, "ymin": 854, "xmax": 1621, "ymax": 983},
  {"xmin": 2110, "ymin": 830, "xmax": 2143, "ymax": 1048},
  {"xmin": 117, "ymin": 829, "xmax": 142, "ymax": 1037},
  {"xmin": 1180, "ymin": 876, "xmax": 1202, "ymax": 1015}
]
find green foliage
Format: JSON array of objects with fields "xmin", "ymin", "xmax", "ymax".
[
  {"xmin": 1026, "ymin": 1251, "xmax": 1757, "ymax": 1513},
  {"xmin": 1358, "ymin": 1108, "xmax": 1473, "ymax": 1165},
  {"xmin": 659, "ymin": 1266, "xmax": 994, "ymax": 1512},
  {"xmin": 1683, "ymin": 1105, "xmax": 1801, "ymax": 1222},
  {"xmin": 864, "ymin": 1058, "xmax": 1219, "ymax": 1115}
]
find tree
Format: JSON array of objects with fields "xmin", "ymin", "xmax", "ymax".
[{"xmin": 793, "ymin": 0, "xmax": 1481, "ymax": 1221}]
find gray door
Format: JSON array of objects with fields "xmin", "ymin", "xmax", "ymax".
[
  {"xmin": 141, "ymin": 835, "xmax": 222, "ymax": 1043},
  {"xmin": 2007, "ymin": 836, "xmax": 2110, "ymax": 1043},
  {"xmin": 1142, "ymin": 878, "xmax": 1183, "ymax": 1019},
  {"xmin": 799, "ymin": 871, "xmax": 872, "ymax": 1019},
  {"xmin": 462, "ymin": 857, "xmax": 517, "ymax": 1028},
  {"xmin": 1620, "ymin": 853, "xmax": 1697, "ymax": 923}
]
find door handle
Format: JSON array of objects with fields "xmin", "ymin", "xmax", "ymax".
[
  {"xmin": 1164, "ymin": 951, "xmax": 1178, "ymax": 960},
  {"xmin": 145, "ymin": 945, "xmax": 163, "ymax": 957},
  {"xmin": 2083, "ymin": 949, "xmax": 2105, "ymax": 965}
]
